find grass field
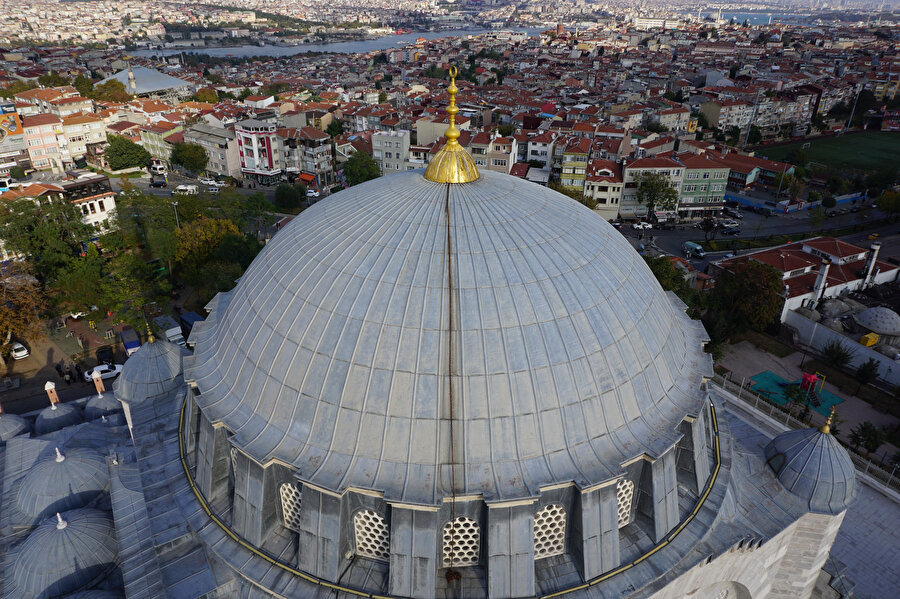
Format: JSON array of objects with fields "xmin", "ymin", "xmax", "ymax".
[{"xmin": 757, "ymin": 131, "xmax": 900, "ymax": 173}]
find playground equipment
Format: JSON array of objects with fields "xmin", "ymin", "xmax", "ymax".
[{"xmin": 779, "ymin": 372, "xmax": 826, "ymax": 407}]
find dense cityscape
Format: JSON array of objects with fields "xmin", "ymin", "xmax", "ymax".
[{"xmin": 0, "ymin": 2, "xmax": 898, "ymax": 599}]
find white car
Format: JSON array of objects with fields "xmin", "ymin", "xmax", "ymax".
[
  {"xmin": 631, "ymin": 222, "xmax": 652, "ymax": 230},
  {"xmin": 213, "ymin": 180, "xmax": 228, "ymax": 188},
  {"xmin": 306, "ymin": 189, "xmax": 321, "ymax": 198},
  {"xmin": 718, "ymin": 219, "xmax": 739, "ymax": 229},
  {"xmin": 199, "ymin": 177, "xmax": 217, "ymax": 186},
  {"xmin": 83, "ymin": 363, "xmax": 124, "ymax": 382},
  {"xmin": 10, "ymin": 342, "xmax": 29, "ymax": 360}
]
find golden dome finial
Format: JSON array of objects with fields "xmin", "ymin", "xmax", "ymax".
[
  {"xmin": 424, "ymin": 65, "xmax": 479, "ymax": 184},
  {"xmin": 819, "ymin": 406, "xmax": 836, "ymax": 434}
]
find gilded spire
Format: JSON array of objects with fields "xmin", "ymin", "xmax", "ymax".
[
  {"xmin": 424, "ymin": 66, "xmax": 480, "ymax": 184},
  {"xmin": 819, "ymin": 406, "xmax": 836, "ymax": 434}
]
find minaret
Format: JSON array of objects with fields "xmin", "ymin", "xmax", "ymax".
[{"xmin": 127, "ymin": 62, "xmax": 137, "ymax": 92}]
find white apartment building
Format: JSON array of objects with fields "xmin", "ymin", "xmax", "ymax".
[
  {"xmin": 235, "ymin": 119, "xmax": 282, "ymax": 185},
  {"xmin": 372, "ymin": 130, "xmax": 411, "ymax": 174},
  {"xmin": 183, "ymin": 123, "xmax": 242, "ymax": 179},
  {"xmin": 621, "ymin": 156, "xmax": 684, "ymax": 220}
]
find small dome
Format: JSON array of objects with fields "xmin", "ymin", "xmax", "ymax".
[
  {"xmin": 0, "ymin": 412, "xmax": 30, "ymax": 442},
  {"xmin": 10, "ymin": 509, "xmax": 117, "ymax": 599},
  {"xmin": 84, "ymin": 393, "xmax": 123, "ymax": 421},
  {"xmin": 16, "ymin": 447, "xmax": 109, "ymax": 523},
  {"xmin": 853, "ymin": 306, "xmax": 900, "ymax": 335},
  {"xmin": 764, "ymin": 426, "xmax": 857, "ymax": 515},
  {"xmin": 34, "ymin": 403, "xmax": 82, "ymax": 435},
  {"xmin": 113, "ymin": 339, "xmax": 189, "ymax": 404}
]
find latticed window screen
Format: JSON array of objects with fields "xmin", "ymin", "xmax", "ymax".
[
  {"xmin": 353, "ymin": 509, "xmax": 391, "ymax": 561},
  {"xmin": 442, "ymin": 516, "xmax": 480, "ymax": 567},
  {"xmin": 616, "ymin": 479, "xmax": 635, "ymax": 528},
  {"xmin": 533, "ymin": 504, "xmax": 567, "ymax": 559},
  {"xmin": 279, "ymin": 482, "xmax": 303, "ymax": 532}
]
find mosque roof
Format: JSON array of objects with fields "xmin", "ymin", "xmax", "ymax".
[
  {"xmin": 185, "ymin": 168, "xmax": 711, "ymax": 505},
  {"xmin": 15, "ymin": 447, "xmax": 109, "ymax": 523},
  {"xmin": 34, "ymin": 403, "xmax": 82, "ymax": 436},
  {"xmin": 852, "ymin": 306, "xmax": 900, "ymax": 335},
  {"xmin": 99, "ymin": 66, "xmax": 191, "ymax": 95},
  {"xmin": 113, "ymin": 339, "xmax": 189, "ymax": 405}
]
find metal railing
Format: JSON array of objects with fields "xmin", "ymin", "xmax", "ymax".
[{"xmin": 712, "ymin": 374, "xmax": 900, "ymax": 493}]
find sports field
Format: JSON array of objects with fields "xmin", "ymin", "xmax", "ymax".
[{"xmin": 758, "ymin": 131, "xmax": 900, "ymax": 173}]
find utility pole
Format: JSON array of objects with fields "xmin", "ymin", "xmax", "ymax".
[
  {"xmin": 743, "ymin": 89, "xmax": 761, "ymax": 149},
  {"xmin": 844, "ymin": 82, "xmax": 863, "ymax": 134},
  {"xmin": 171, "ymin": 201, "xmax": 180, "ymax": 228}
]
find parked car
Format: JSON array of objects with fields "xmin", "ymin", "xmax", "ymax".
[
  {"xmin": 174, "ymin": 184, "xmax": 198, "ymax": 195},
  {"xmin": 199, "ymin": 177, "xmax": 217, "ymax": 186},
  {"xmin": 608, "ymin": 220, "xmax": 622, "ymax": 229},
  {"xmin": 867, "ymin": 233, "xmax": 880, "ymax": 240},
  {"xmin": 10, "ymin": 342, "xmax": 29, "ymax": 360},
  {"xmin": 306, "ymin": 189, "xmax": 321, "ymax": 198},
  {"xmin": 83, "ymin": 363, "xmax": 124, "ymax": 382},
  {"xmin": 149, "ymin": 179, "xmax": 167, "ymax": 188},
  {"xmin": 84, "ymin": 363, "xmax": 123, "ymax": 382},
  {"xmin": 631, "ymin": 222, "xmax": 652, "ymax": 230},
  {"xmin": 205, "ymin": 186, "xmax": 219, "ymax": 194},
  {"xmin": 718, "ymin": 219, "xmax": 739, "ymax": 228},
  {"xmin": 721, "ymin": 227, "xmax": 741, "ymax": 236},
  {"xmin": 95, "ymin": 347, "xmax": 115, "ymax": 366},
  {"xmin": 827, "ymin": 210, "xmax": 838, "ymax": 217},
  {"xmin": 212, "ymin": 180, "xmax": 228, "ymax": 188},
  {"xmin": 723, "ymin": 207, "xmax": 743, "ymax": 219}
]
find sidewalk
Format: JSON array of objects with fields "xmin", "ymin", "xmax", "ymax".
[{"xmin": 718, "ymin": 340, "xmax": 899, "ymax": 461}]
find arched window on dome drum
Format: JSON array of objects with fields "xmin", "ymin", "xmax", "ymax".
[
  {"xmin": 616, "ymin": 479, "xmax": 635, "ymax": 529},
  {"xmin": 442, "ymin": 516, "xmax": 480, "ymax": 567},
  {"xmin": 353, "ymin": 509, "xmax": 391, "ymax": 562},
  {"xmin": 279, "ymin": 482, "xmax": 303, "ymax": 532},
  {"xmin": 533, "ymin": 504, "xmax": 566, "ymax": 559}
]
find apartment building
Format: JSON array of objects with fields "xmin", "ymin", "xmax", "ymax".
[
  {"xmin": 235, "ymin": 119, "xmax": 282, "ymax": 185},
  {"xmin": 139, "ymin": 121, "xmax": 183, "ymax": 165},
  {"xmin": 23, "ymin": 113, "xmax": 65, "ymax": 172},
  {"xmin": 584, "ymin": 159, "xmax": 623, "ymax": 221},
  {"xmin": 485, "ymin": 136, "xmax": 516, "ymax": 174},
  {"xmin": 279, "ymin": 126, "xmax": 335, "ymax": 188},
  {"xmin": 372, "ymin": 130, "xmax": 410, "ymax": 175},
  {"xmin": 183, "ymin": 123, "xmax": 241, "ymax": 179},
  {"xmin": 559, "ymin": 137, "xmax": 591, "ymax": 189},
  {"xmin": 62, "ymin": 113, "xmax": 105, "ymax": 166},
  {"xmin": 526, "ymin": 132, "xmax": 555, "ymax": 169},
  {"xmin": 621, "ymin": 156, "xmax": 683, "ymax": 220},
  {"xmin": 699, "ymin": 99, "xmax": 752, "ymax": 130},
  {"xmin": 676, "ymin": 153, "xmax": 729, "ymax": 218}
]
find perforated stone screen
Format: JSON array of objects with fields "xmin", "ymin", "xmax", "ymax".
[
  {"xmin": 533, "ymin": 504, "xmax": 566, "ymax": 559},
  {"xmin": 353, "ymin": 509, "xmax": 390, "ymax": 561},
  {"xmin": 442, "ymin": 516, "xmax": 480, "ymax": 567},
  {"xmin": 616, "ymin": 479, "xmax": 635, "ymax": 528},
  {"xmin": 279, "ymin": 482, "xmax": 302, "ymax": 532}
]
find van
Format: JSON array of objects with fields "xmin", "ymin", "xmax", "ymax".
[
  {"xmin": 682, "ymin": 241, "xmax": 706, "ymax": 259},
  {"xmin": 174, "ymin": 184, "xmax": 198, "ymax": 195},
  {"xmin": 150, "ymin": 164, "xmax": 167, "ymax": 175}
]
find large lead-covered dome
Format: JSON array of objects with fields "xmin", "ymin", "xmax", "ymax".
[{"xmin": 186, "ymin": 169, "xmax": 710, "ymax": 505}]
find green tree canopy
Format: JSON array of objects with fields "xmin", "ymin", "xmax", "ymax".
[
  {"xmin": 0, "ymin": 197, "xmax": 94, "ymax": 282},
  {"xmin": 9, "ymin": 166, "xmax": 25, "ymax": 180},
  {"xmin": 73, "ymin": 75, "xmax": 94, "ymax": 97},
  {"xmin": 0, "ymin": 262, "xmax": 45, "ymax": 358},
  {"xmin": 344, "ymin": 151, "xmax": 381, "ymax": 187},
  {"xmin": 170, "ymin": 142, "xmax": 209, "ymax": 174},
  {"xmin": 274, "ymin": 183, "xmax": 302, "ymax": 211},
  {"xmin": 326, "ymin": 120, "xmax": 345, "ymax": 137},
  {"xmin": 192, "ymin": 88, "xmax": 218, "ymax": 103},
  {"xmin": 708, "ymin": 260, "xmax": 783, "ymax": 333},
  {"xmin": 821, "ymin": 340, "xmax": 853, "ymax": 368},
  {"xmin": 0, "ymin": 80, "xmax": 37, "ymax": 99},
  {"xmin": 635, "ymin": 171, "xmax": 679, "ymax": 216},
  {"xmin": 848, "ymin": 421, "xmax": 885, "ymax": 456},
  {"xmin": 91, "ymin": 79, "xmax": 131, "ymax": 102},
  {"xmin": 497, "ymin": 124, "xmax": 515, "ymax": 137},
  {"xmin": 38, "ymin": 71, "xmax": 70, "ymax": 87},
  {"xmin": 106, "ymin": 134, "xmax": 152, "ymax": 171}
]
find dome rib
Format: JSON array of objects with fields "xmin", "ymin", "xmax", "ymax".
[{"xmin": 187, "ymin": 170, "xmax": 712, "ymax": 505}]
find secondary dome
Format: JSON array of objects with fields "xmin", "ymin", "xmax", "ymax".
[
  {"xmin": 15, "ymin": 447, "xmax": 109, "ymax": 523},
  {"xmin": 35, "ymin": 402, "xmax": 82, "ymax": 435},
  {"xmin": 853, "ymin": 306, "xmax": 900, "ymax": 335},
  {"xmin": 0, "ymin": 412, "xmax": 30, "ymax": 442},
  {"xmin": 765, "ymin": 424, "xmax": 857, "ymax": 514},
  {"xmin": 113, "ymin": 338, "xmax": 189, "ymax": 404},
  {"xmin": 10, "ymin": 509, "xmax": 118, "ymax": 598},
  {"xmin": 84, "ymin": 393, "xmax": 123, "ymax": 421},
  {"xmin": 186, "ymin": 169, "xmax": 711, "ymax": 504}
]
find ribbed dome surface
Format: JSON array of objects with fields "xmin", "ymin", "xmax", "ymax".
[
  {"xmin": 765, "ymin": 427, "xmax": 858, "ymax": 515},
  {"xmin": 186, "ymin": 170, "xmax": 711, "ymax": 504},
  {"xmin": 853, "ymin": 306, "xmax": 900, "ymax": 335},
  {"xmin": 113, "ymin": 339, "xmax": 189, "ymax": 404},
  {"xmin": 60, "ymin": 591, "xmax": 124, "ymax": 599},
  {"xmin": 10, "ymin": 508, "xmax": 118, "ymax": 599},
  {"xmin": 84, "ymin": 393, "xmax": 123, "ymax": 421},
  {"xmin": 15, "ymin": 447, "xmax": 109, "ymax": 523},
  {"xmin": 34, "ymin": 403, "xmax": 82, "ymax": 436},
  {"xmin": 0, "ymin": 412, "xmax": 30, "ymax": 441}
]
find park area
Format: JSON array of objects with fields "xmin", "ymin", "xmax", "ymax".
[{"xmin": 758, "ymin": 131, "xmax": 900, "ymax": 173}]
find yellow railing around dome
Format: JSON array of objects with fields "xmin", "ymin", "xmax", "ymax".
[{"xmin": 177, "ymin": 394, "xmax": 723, "ymax": 599}]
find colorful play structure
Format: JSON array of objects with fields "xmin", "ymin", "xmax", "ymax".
[{"xmin": 748, "ymin": 371, "xmax": 842, "ymax": 417}]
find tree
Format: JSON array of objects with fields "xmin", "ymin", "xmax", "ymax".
[
  {"xmin": 783, "ymin": 384, "xmax": 809, "ymax": 419},
  {"xmin": 699, "ymin": 217, "xmax": 719, "ymax": 242},
  {"xmin": 38, "ymin": 71, "xmax": 69, "ymax": 87},
  {"xmin": 192, "ymin": 88, "xmax": 218, "ymax": 103},
  {"xmin": 0, "ymin": 80, "xmax": 37, "ymax": 99},
  {"xmin": 822, "ymin": 194, "xmax": 836, "ymax": 209},
  {"xmin": 821, "ymin": 340, "xmax": 853, "ymax": 369},
  {"xmin": 274, "ymin": 183, "xmax": 302, "ymax": 211},
  {"xmin": 747, "ymin": 125, "xmax": 762, "ymax": 145},
  {"xmin": 9, "ymin": 166, "xmax": 25, "ymax": 180},
  {"xmin": 848, "ymin": 421, "xmax": 885, "ymax": 456},
  {"xmin": 709, "ymin": 260, "xmax": 783, "ymax": 333},
  {"xmin": 73, "ymin": 75, "xmax": 94, "ymax": 98},
  {"xmin": 52, "ymin": 244, "xmax": 106, "ymax": 312},
  {"xmin": 175, "ymin": 218, "xmax": 241, "ymax": 272},
  {"xmin": 170, "ymin": 142, "xmax": 209, "ymax": 174},
  {"xmin": 643, "ymin": 256, "xmax": 697, "ymax": 309},
  {"xmin": 878, "ymin": 190, "xmax": 900, "ymax": 219},
  {"xmin": 91, "ymin": 79, "xmax": 131, "ymax": 103},
  {"xmin": 635, "ymin": 171, "xmax": 679, "ymax": 218},
  {"xmin": 0, "ymin": 198, "xmax": 94, "ymax": 283},
  {"xmin": 497, "ymin": 124, "xmax": 515, "ymax": 137},
  {"xmin": 378, "ymin": 91, "xmax": 388, "ymax": 103},
  {"xmin": 344, "ymin": 151, "xmax": 380, "ymax": 187},
  {"xmin": 326, "ymin": 120, "xmax": 345, "ymax": 137},
  {"xmin": 854, "ymin": 358, "xmax": 879, "ymax": 393},
  {"xmin": 105, "ymin": 134, "xmax": 151, "ymax": 170},
  {"xmin": 0, "ymin": 262, "xmax": 45, "ymax": 367}
]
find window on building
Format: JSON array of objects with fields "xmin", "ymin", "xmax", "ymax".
[
  {"xmin": 616, "ymin": 479, "xmax": 635, "ymax": 528},
  {"xmin": 442, "ymin": 516, "xmax": 480, "ymax": 567},
  {"xmin": 353, "ymin": 509, "xmax": 391, "ymax": 562},
  {"xmin": 686, "ymin": 172, "xmax": 699, "ymax": 179},
  {"xmin": 534, "ymin": 504, "xmax": 567, "ymax": 559},
  {"xmin": 82, "ymin": 205, "xmax": 89, "ymax": 215},
  {"xmin": 683, "ymin": 185, "xmax": 697, "ymax": 192},
  {"xmin": 702, "ymin": 172, "xmax": 710, "ymax": 179},
  {"xmin": 89, "ymin": 203, "xmax": 96, "ymax": 214},
  {"xmin": 98, "ymin": 200, "xmax": 105, "ymax": 212},
  {"xmin": 279, "ymin": 482, "xmax": 303, "ymax": 532}
]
